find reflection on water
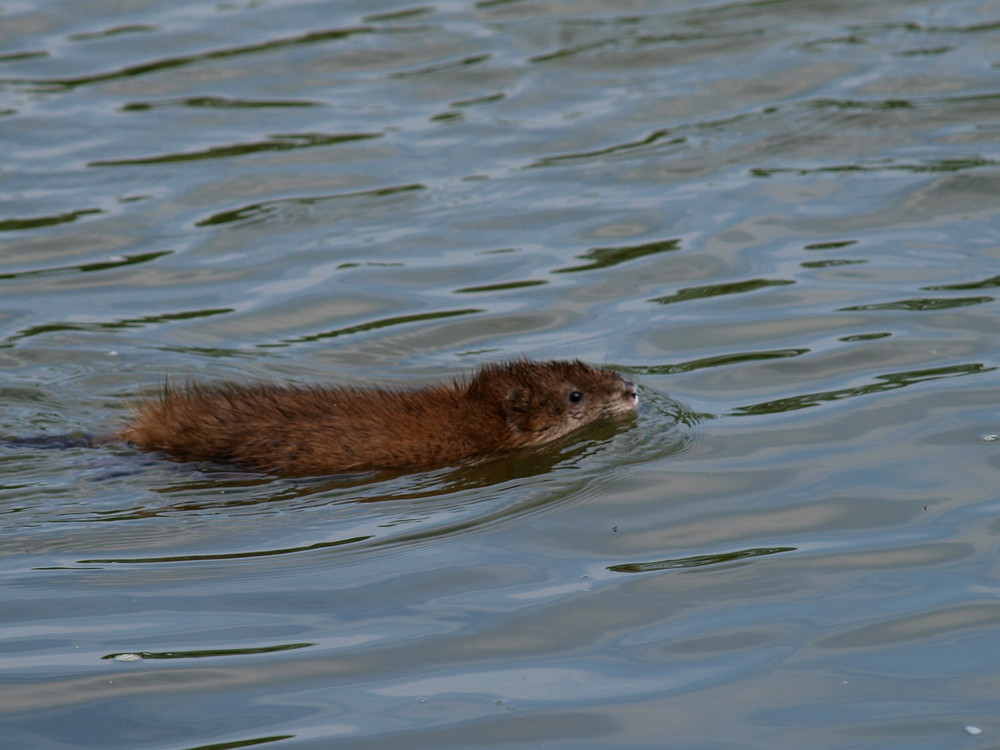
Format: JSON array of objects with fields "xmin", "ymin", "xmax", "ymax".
[
  {"xmin": 1, "ymin": 0, "xmax": 999, "ymax": 747},
  {"xmin": 732, "ymin": 362, "xmax": 995, "ymax": 416},
  {"xmin": 607, "ymin": 545, "xmax": 797, "ymax": 573}
]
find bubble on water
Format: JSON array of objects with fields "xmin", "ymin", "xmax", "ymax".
[
  {"xmin": 113, "ymin": 653, "xmax": 143, "ymax": 663},
  {"xmin": 965, "ymin": 725, "xmax": 982, "ymax": 735},
  {"xmin": 979, "ymin": 433, "xmax": 998, "ymax": 443}
]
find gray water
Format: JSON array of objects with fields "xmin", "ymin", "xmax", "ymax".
[{"xmin": 2, "ymin": 0, "xmax": 999, "ymax": 748}]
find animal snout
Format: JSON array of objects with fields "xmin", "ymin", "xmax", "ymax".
[{"xmin": 621, "ymin": 379, "xmax": 638, "ymax": 406}]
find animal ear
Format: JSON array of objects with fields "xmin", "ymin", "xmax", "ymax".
[
  {"xmin": 502, "ymin": 386, "xmax": 535, "ymax": 432},
  {"xmin": 504, "ymin": 386, "xmax": 532, "ymax": 414}
]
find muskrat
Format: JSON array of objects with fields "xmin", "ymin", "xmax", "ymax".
[{"xmin": 115, "ymin": 359, "xmax": 638, "ymax": 476}]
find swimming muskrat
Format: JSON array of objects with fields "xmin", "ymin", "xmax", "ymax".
[{"xmin": 115, "ymin": 359, "xmax": 638, "ymax": 476}]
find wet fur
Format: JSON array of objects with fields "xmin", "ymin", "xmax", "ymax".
[{"xmin": 117, "ymin": 359, "xmax": 638, "ymax": 476}]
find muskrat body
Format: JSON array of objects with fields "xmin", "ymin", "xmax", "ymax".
[{"xmin": 116, "ymin": 359, "xmax": 638, "ymax": 476}]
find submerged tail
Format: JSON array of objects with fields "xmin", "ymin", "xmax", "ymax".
[{"xmin": 2, "ymin": 432, "xmax": 99, "ymax": 449}]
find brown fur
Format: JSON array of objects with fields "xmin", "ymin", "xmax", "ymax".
[{"xmin": 116, "ymin": 359, "xmax": 638, "ymax": 476}]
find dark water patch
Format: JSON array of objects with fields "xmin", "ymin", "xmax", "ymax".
[
  {"xmin": 121, "ymin": 96, "xmax": 322, "ymax": 111},
  {"xmin": 752, "ymin": 156, "xmax": 999, "ymax": 177},
  {"xmin": 391, "ymin": 53, "xmax": 491, "ymax": 78},
  {"xmin": 363, "ymin": 7, "xmax": 435, "ymax": 23},
  {"xmin": 455, "ymin": 280, "xmax": 547, "ymax": 293},
  {"xmin": 809, "ymin": 97, "xmax": 914, "ymax": 111},
  {"xmin": 894, "ymin": 19, "xmax": 1000, "ymax": 34},
  {"xmin": 608, "ymin": 546, "xmax": 796, "ymax": 574},
  {"xmin": 650, "ymin": 278, "xmax": 795, "ymax": 305},
  {"xmin": 522, "ymin": 14, "xmax": 769, "ymax": 64},
  {"xmin": 77, "ymin": 536, "xmax": 373, "ymax": 565},
  {"xmin": 555, "ymin": 238, "xmax": 680, "ymax": 273},
  {"xmin": 530, "ymin": 128, "xmax": 686, "ymax": 167},
  {"xmin": 0, "ymin": 50, "xmax": 48, "ymax": 63},
  {"xmin": 1, "ymin": 26, "xmax": 375, "ymax": 92},
  {"xmin": 336, "ymin": 262, "xmax": 405, "ymax": 269},
  {"xmin": 89, "ymin": 132, "xmax": 381, "ymax": 167},
  {"xmin": 633, "ymin": 27, "xmax": 767, "ymax": 47},
  {"xmin": 800, "ymin": 259, "xmax": 866, "ymax": 268},
  {"xmin": 839, "ymin": 332, "xmax": 892, "ymax": 342},
  {"xmin": 528, "ymin": 94, "xmax": 929, "ymax": 171},
  {"xmin": 452, "ymin": 91, "xmax": 505, "ymax": 107},
  {"xmin": 894, "ymin": 46, "xmax": 953, "ymax": 57},
  {"xmin": 841, "ymin": 296, "xmax": 994, "ymax": 312},
  {"xmin": 162, "ymin": 734, "xmax": 292, "ymax": 750},
  {"xmin": 196, "ymin": 183, "xmax": 424, "ymax": 227},
  {"xmin": 256, "ymin": 308, "xmax": 482, "ymax": 348},
  {"xmin": 807, "ymin": 17, "xmax": 1000, "ymax": 49},
  {"xmin": 923, "ymin": 275, "xmax": 1000, "ymax": 291},
  {"xmin": 804, "ymin": 240, "xmax": 858, "ymax": 250},
  {"xmin": 0, "ymin": 208, "xmax": 102, "ymax": 232},
  {"xmin": 732, "ymin": 363, "xmax": 995, "ymax": 416},
  {"xmin": 1, "ymin": 308, "xmax": 232, "ymax": 348},
  {"xmin": 647, "ymin": 348, "xmax": 810, "ymax": 375},
  {"xmin": 890, "ymin": 157, "xmax": 998, "ymax": 174},
  {"xmin": 529, "ymin": 39, "xmax": 617, "ymax": 64},
  {"xmin": 68, "ymin": 25, "xmax": 159, "ymax": 42},
  {"xmin": 0, "ymin": 250, "xmax": 170, "ymax": 281},
  {"xmin": 102, "ymin": 643, "xmax": 312, "ymax": 661}
]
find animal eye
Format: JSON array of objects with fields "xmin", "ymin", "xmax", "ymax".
[{"xmin": 569, "ymin": 390, "xmax": 583, "ymax": 403}]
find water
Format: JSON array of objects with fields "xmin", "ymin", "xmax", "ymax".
[{"xmin": 2, "ymin": 0, "xmax": 999, "ymax": 747}]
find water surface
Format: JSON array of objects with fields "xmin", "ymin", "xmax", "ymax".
[{"xmin": 2, "ymin": 0, "xmax": 999, "ymax": 748}]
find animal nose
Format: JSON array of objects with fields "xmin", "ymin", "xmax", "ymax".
[{"xmin": 622, "ymin": 379, "xmax": 638, "ymax": 404}]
